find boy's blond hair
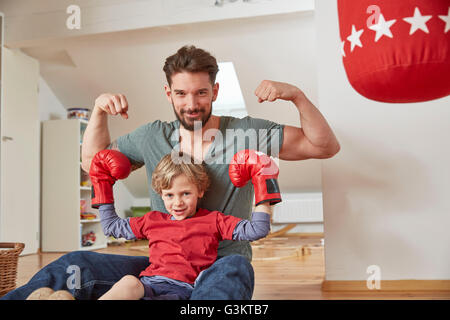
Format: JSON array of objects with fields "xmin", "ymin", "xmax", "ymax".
[{"xmin": 151, "ymin": 153, "xmax": 210, "ymax": 195}]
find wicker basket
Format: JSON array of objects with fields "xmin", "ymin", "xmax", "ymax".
[{"xmin": 0, "ymin": 242, "xmax": 25, "ymax": 297}]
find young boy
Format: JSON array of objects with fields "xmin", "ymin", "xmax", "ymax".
[{"xmin": 89, "ymin": 149, "xmax": 281, "ymax": 300}]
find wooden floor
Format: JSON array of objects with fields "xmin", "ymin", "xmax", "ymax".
[{"xmin": 14, "ymin": 235, "xmax": 450, "ymax": 300}]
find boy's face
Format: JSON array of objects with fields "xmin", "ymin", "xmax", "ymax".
[{"xmin": 161, "ymin": 174, "xmax": 204, "ymax": 221}]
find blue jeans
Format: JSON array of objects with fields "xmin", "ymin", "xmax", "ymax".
[{"xmin": 0, "ymin": 251, "xmax": 254, "ymax": 300}]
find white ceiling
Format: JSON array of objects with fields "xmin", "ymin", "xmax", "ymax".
[{"xmin": 22, "ymin": 11, "xmax": 323, "ymax": 198}]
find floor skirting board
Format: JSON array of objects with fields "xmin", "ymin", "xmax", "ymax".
[{"xmin": 322, "ymin": 280, "xmax": 450, "ymax": 292}]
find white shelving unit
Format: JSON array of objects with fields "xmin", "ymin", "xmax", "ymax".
[{"xmin": 41, "ymin": 119, "xmax": 107, "ymax": 252}]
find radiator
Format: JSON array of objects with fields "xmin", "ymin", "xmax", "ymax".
[{"xmin": 271, "ymin": 192, "xmax": 323, "ymax": 223}]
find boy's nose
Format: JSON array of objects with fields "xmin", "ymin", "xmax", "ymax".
[{"xmin": 174, "ymin": 196, "xmax": 184, "ymax": 206}]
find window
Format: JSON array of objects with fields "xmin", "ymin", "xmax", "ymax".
[{"xmin": 213, "ymin": 62, "xmax": 248, "ymax": 118}]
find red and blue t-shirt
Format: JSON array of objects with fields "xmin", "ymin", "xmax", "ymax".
[
  {"xmin": 99, "ymin": 204, "xmax": 270, "ymax": 284},
  {"xmin": 129, "ymin": 208, "xmax": 241, "ymax": 284}
]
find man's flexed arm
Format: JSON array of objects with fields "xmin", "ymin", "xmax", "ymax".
[
  {"xmin": 81, "ymin": 93, "xmax": 129, "ymax": 172},
  {"xmin": 254, "ymin": 80, "xmax": 340, "ymax": 161}
]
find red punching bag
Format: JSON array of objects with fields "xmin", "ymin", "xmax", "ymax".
[{"xmin": 337, "ymin": 0, "xmax": 450, "ymax": 103}]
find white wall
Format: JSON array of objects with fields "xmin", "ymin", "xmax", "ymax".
[
  {"xmin": 38, "ymin": 75, "xmax": 66, "ymax": 121},
  {"xmin": 1, "ymin": 0, "xmax": 313, "ymax": 48},
  {"xmin": 316, "ymin": 1, "xmax": 450, "ymax": 280},
  {"xmin": 38, "ymin": 76, "xmax": 134, "ymax": 218}
]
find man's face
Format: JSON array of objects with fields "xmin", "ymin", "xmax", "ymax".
[{"xmin": 165, "ymin": 72, "xmax": 219, "ymax": 131}]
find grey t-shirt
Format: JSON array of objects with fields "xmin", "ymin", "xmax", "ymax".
[{"xmin": 117, "ymin": 115, "xmax": 284, "ymax": 260}]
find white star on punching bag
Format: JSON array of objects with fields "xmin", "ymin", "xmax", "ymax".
[
  {"xmin": 438, "ymin": 7, "xmax": 450, "ymax": 33},
  {"xmin": 368, "ymin": 13, "xmax": 396, "ymax": 42},
  {"xmin": 346, "ymin": 25, "xmax": 364, "ymax": 52},
  {"xmin": 403, "ymin": 7, "xmax": 433, "ymax": 35}
]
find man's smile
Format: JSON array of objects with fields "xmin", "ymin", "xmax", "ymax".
[{"xmin": 183, "ymin": 109, "xmax": 203, "ymax": 118}]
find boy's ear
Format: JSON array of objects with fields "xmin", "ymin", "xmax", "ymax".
[{"xmin": 198, "ymin": 190, "xmax": 205, "ymax": 198}]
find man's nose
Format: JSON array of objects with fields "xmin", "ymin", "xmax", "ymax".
[{"xmin": 186, "ymin": 94, "xmax": 198, "ymax": 110}]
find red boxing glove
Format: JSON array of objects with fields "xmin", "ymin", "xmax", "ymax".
[
  {"xmin": 89, "ymin": 150, "xmax": 131, "ymax": 208},
  {"xmin": 229, "ymin": 149, "xmax": 281, "ymax": 206}
]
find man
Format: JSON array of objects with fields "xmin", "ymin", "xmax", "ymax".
[{"xmin": 2, "ymin": 45, "xmax": 339, "ymax": 300}]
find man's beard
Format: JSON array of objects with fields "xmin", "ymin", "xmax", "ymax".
[{"xmin": 172, "ymin": 101, "xmax": 212, "ymax": 131}]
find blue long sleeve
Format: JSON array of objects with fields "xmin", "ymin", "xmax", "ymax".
[
  {"xmin": 232, "ymin": 211, "xmax": 270, "ymax": 241},
  {"xmin": 98, "ymin": 204, "xmax": 136, "ymax": 240}
]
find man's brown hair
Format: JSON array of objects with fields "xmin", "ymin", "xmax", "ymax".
[
  {"xmin": 151, "ymin": 153, "xmax": 210, "ymax": 195},
  {"xmin": 163, "ymin": 45, "xmax": 219, "ymax": 87}
]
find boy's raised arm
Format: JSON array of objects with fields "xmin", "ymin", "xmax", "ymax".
[{"xmin": 232, "ymin": 203, "xmax": 272, "ymax": 242}]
